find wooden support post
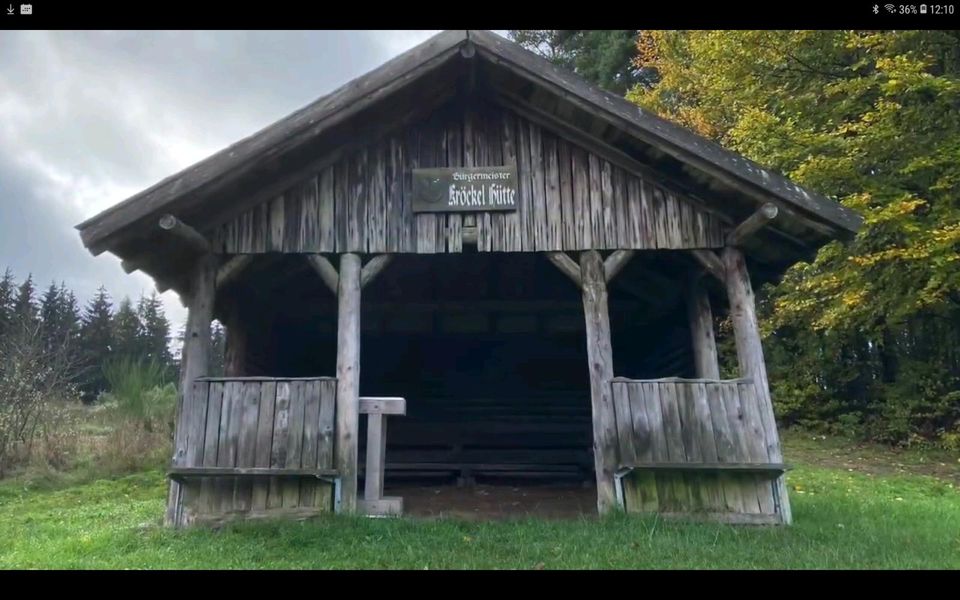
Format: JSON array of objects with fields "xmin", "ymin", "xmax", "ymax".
[
  {"xmin": 158, "ymin": 214, "xmax": 212, "ymax": 254},
  {"xmin": 335, "ymin": 253, "xmax": 362, "ymax": 513},
  {"xmin": 579, "ymin": 250, "xmax": 619, "ymax": 515},
  {"xmin": 727, "ymin": 203, "xmax": 779, "ymax": 246},
  {"xmin": 360, "ymin": 255, "xmax": 394, "ymax": 289},
  {"xmin": 546, "ymin": 251, "xmax": 583, "ymax": 289},
  {"xmin": 722, "ymin": 246, "xmax": 792, "ymax": 524},
  {"xmin": 603, "ymin": 249, "xmax": 635, "ymax": 283},
  {"xmin": 306, "ymin": 254, "xmax": 340, "ymax": 294},
  {"xmin": 685, "ymin": 275, "xmax": 720, "ymax": 380},
  {"xmin": 164, "ymin": 253, "xmax": 217, "ymax": 527}
]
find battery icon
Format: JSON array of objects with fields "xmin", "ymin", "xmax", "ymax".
[{"xmin": 920, "ymin": 3, "xmax": 927, "ymax": 12}]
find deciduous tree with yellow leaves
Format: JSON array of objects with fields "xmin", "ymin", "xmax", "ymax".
[{"xmin": 627, "ymin": 30, "xmax": 960, "ymax": 446}]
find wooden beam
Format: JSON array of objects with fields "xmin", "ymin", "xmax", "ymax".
[
  {"xmin": 335, "ymin": 253, "xmax": 362, "ymax": 514},
  {"xmin": 360, "ymin": 255, "xmax": 394, "ymax": 289},
  {"xmin": 545, "ymin": 251, "xmax": 582, "ymax": 289},
  {"xmin": 727, "ymin": 203, "xmax": 779, "ymax": 246},
  {"xmin": 158, "ymin": 214, "xmax": 212, "ymax": 255},
  {"xmin": 685, "ymin": 275, "xmax": 720, "ymax": 379},
  {"xmin": 722, "ymin": 246, "xmax": 792, "ymax": 524},
  {"xmin": 359, "ymin": 397, "xmax": 407, "ymax": 416},
  {"xmin": 579, "ymin": 250, "xmax": 619, "ymax": 515},
  {"xmin": 306, "ymin": 254, "xmax": 339, "ymax": 294},
  {"xmin": 690, "ymin": 249, "xmax": 726, "ymax": 282},
  {"xmin": 603, "ymin": 250, "xmax": 635, "ymax": 283},
  {"xmin": 216, "ymin": 255, "xmax": 255, "ymax": 290},
  {"xmin": 165, "ymin": 253, "xmax": 217, "ymax": 527}
]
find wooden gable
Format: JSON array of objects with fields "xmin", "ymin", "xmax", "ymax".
[{"xmin": 210, "ymin": 99, "xmax": 726, "ymax": 255}]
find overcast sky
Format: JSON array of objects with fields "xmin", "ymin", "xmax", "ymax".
[{"xmin": 0, "ymin": 30, "xmax": 474, "ymax": 330}]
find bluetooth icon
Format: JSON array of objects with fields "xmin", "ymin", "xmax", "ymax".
[{"xmin": 873, "ymin": 3, "xmax": 879, "ymax": 12}]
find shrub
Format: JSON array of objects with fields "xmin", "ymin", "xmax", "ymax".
[{"xmin": 101, "ymin": 357, "xmax": 176, "ymax": 433}]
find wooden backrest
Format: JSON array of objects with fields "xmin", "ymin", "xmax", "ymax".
[
  {"xmin": 609, "ymin": 378, "xmax": 773, "ymax": 467},
  {"xmin": 173, "ymin": 377, "xmax": 337, "ymax": 474}
]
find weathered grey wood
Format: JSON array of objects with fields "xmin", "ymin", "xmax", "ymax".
[
  {"xmin": 690, "ymin": 249, "xmax": 726, "ymax": 282},
  {"xmin": 620, "ymin": 463, "xmax": 788, "ymax": 474},
  {"xmin": 335, "ymin": 253, "xmax": 362, "ymax": 513},
  {"xmin": 299, "ymin": 381, "xmax": 322, "ymax": 507},
  {"xmin": 728, "ymin": 203, "xmax": 779, "ymax": 246},
  {"xmin": 363, "ymin": 413, "xmax": 388, "ymax": 505},
  {"xmin": 359, "ymin": 397, "xmax": 407, "ymax": 416},
  {"xmin": 545, "ymin": 252, "xmax": 582, "ymax": 289},
  {"xmin": 170, "ymin": 467, "xmax": 339, "ymax": 479},
  {"xmin": 216, "ymin": 255, "xmax": 254, "ymax": 290},
  {"xmin": 542, "ymin": 132, "xmax": 563, "ymax": 251},
  {"xmin": 360, "ymin": 255, "xmax": 393, "ymax": 289},
  {"xmin": 165, "ymin": 253, "xmax": 216, "ymax": 527},
  {"xmin": 579, "ymin": 250, "xmax": 618, "ymax": 514},
  {"xmin": 600, "ymin": 160, "xmax": 617, "ymax": 249},
  {"xmin": 611, "ymin": 382, "xmax": 637, "ymax": 473},
  {"xmin": 306, "ymin": 254, "xmax": 339, "ymax": 294},
  {"xmin": 626, "ymin": 382, "xmax": 659, "ymax": 512},
  {"xmin": 217, "ymin": 381, "xmax": 242, "ymax": 514},
  {"xmin": 723, "ymin": 245, "xmax": 791, "ymax": 524},
  {"xmin": 357, "ymin": 498, "xmax": 404, "ymax": 516},
  {"xmin": 233, "ymin": 382, "xmax": 261, "ymax": 512},
  {"xmin": 686, "ymin": 276, "xmax": 720, "ymax": 380},
  {"xmin": 282, "ymin": 382, "xmax": 306, "ymax": 507},
  {"xmin": 158, "ymin": 214, "xmax": 212, "ymax": 255},
  {"xmin": 705, "ymin": 382, "xmax": 745, "ymax": 513},
  {"xmin": 199, "ymin": 382, "xmax": 224, "ymax": 516},
  {"xmin": 603, "ymin": 250, "xmax": 635, "ymax": 284},
  {"xmin": 251, "ymin": 381, "xmax": 276, "ymax": 511},
  {"xmin": 268, "ymin": 382, "xmax": 291, "ymax": 509}
]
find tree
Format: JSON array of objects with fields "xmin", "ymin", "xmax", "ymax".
[
  {"xmin": 79, "ymin": 286, "xmax": 114, "ymax": 400},
  {"xmin": 137, "ymin": 292, "xmax": 172, "ymax": 372},
  {"xmin": 0, "ymin": 268, "xmax": 15, "ymax": 340},
  {"xmin": 13, "ymin": 274, "xmax": 37, "ymax": 329},
  {"xmin": 112, "ymin": 297, "xmax": 143, "ymax": 361},
  {"xmin": 628, "ymin": 30, "xmax": 960, "ymax": 445},
  {"xmin": 510, "ymin": 30, "xmax": 653, "ymax": 94}
]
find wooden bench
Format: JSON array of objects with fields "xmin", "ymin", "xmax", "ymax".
[
  {"xmin": 610, "ymin": 378, "xmax": 790, "ymax": 523},
  {"xmin": 166, "ymin": 377, "xmax": 340, "ymax": 526}
]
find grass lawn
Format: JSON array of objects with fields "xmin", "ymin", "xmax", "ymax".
[{"xmin": 1, "ymin": 431, "xmax": 958, "ymax": 569}]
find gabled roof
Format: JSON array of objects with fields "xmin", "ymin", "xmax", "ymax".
[{"xmin": 76, "ymin": 30, "xmax": 861, "ymax": 278}]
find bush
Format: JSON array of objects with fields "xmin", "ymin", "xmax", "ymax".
[
  {"xmin": 101, "ymin": 357, "xmax": 176, "ymax": 434},
  {"xmin": 0, "ymin": 321, "xmax": 80, "ymax": 477}
]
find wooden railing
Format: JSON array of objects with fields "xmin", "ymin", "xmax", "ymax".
[
  {"xmin": 609, "ymin": 377, "xmax": 788, "ymax": 524},
  {"xmin": 168, "ymin": 377, "xmax": 338, "ymax": 527}
]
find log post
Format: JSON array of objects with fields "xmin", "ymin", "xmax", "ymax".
[
  {"xmin": 164, "ymin": 253, "xmax": 217, "ymax": 527},
  {"xmin": 579, "ymin": 250, "xmax": 619, "ymax": 515},
  {"xmin": 335, "ymin": 253, "xmax": 362, "ymax": 513},
  {"xmin": 685, "ymin": 274, "xmax": 720, "ymax": 379},
  {"xmin": 721, "ymin": 246, "xmax": 792, "ymax": 524}
]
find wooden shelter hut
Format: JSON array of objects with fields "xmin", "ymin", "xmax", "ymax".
[{"xmin": 75, "ymin": 30, "xmax": 861, "ymax": 526}]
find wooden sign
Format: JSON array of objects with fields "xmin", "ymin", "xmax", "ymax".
[{"xmin": 412, "ymin": 167, "xmax": 518, "ymax": 213}]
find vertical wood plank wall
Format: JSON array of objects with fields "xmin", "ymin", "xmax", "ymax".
[
  {"xmin": 610, "ymin": 378, "xmax": 784, "ymax": 524},
  {"xmin": 209, "ymin": 101, "xmax": 726, "ymax": 254},
  {"xmin": 170, "ymin": 377, "xmax": 337, "ymax": 527}
]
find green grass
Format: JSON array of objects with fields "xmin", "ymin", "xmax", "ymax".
[{"xmin": 1, "ymin": 434, "xmax": 959, "ymax": 569}]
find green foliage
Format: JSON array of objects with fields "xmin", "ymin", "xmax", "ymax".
[
  {"xmin": 510, "ymin": 30, "xmax": 652, "ymax": 94},
  {"xmin": 627, "ymin": 30, "xmax": 960, "ymax": 446},
  {"xmin": 101, "ymin": 357, "xmax": 175, "ymax": 432}
]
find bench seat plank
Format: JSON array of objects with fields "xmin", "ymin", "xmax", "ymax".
[
  {"xmin": 618, "ymin": 462, "xmax": 790, "ymax": 476},
  {"xmin": 169, "ymin": 466, "xmax": 339, "ymax": 482}
]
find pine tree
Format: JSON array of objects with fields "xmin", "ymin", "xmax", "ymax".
[
  {"xmin": 79, "ymin": 286, "xmax": 114, "ymax": 399},
  {"xmin": 39, "ymin": 281, "xmax": 62, "ymax": 353},
  {"xmin": 13, "ymin": 274, "xmax": 38, "ymax": 329},
  {"xmin": 112, "ymin": 296, "xmax": 143, "ymax": 361},
  {"xmin": 137, "ymin": 291, "xmax": 172, "ymax": 371},
  {"xmin": 510, "ymin": 30, "xmax": 651, "ymax": 94},
  {"xmin": 0, "ymin": 268, "xmax": 15, "ymax": 340}
]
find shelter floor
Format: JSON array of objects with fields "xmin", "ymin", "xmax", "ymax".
[{"xmin": 385, "ymin": 482, "xmax": 598, "ymax": 520}]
